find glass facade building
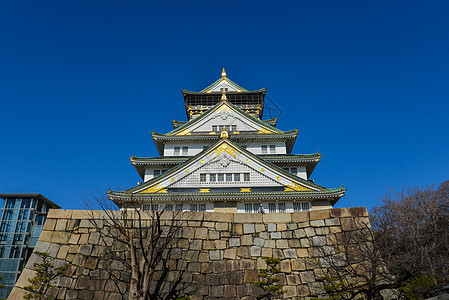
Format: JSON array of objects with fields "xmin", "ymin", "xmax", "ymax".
[{"xmin": 0, "ymin": 194, "xmax": 60, "ymax": 298}]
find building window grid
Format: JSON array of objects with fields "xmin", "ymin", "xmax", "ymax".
[
  {"xmin": 293, "ymin": 202, "xmax": 311, "ymax": 212},
  {"xmin": 200, "ymin": 173, "xmax": 248, "ymax": 183}
]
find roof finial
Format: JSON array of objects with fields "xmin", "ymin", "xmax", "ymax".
[
  {"xmin": 221, "ymin": 126, "xmax": 229, "ymax": 139},
  {"xmin": 221, "ymin": 90, "xmax": 227, "ymax": 101},
  {"xmin": 221, "ymin": 68, "xmax": 227, "ymax": 77}
]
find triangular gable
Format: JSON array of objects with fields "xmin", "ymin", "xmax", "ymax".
[
  {"xmin": 200, "ymin": 76, "xmax": 249, "ymax": 93},
  {"xmin": 168, "ymin": 100, "xmax": 283, "ymax": 136},
  {"xmin": 129, "ymin": 139, "xmax": 323, "ymax": 195}
]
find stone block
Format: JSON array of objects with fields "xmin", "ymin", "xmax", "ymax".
[
  {"xmin": 304, "ymin": 227, "xmax": 315, "ymax": 237},
  {"xmin": 190, "ymin": 239, "xmax": 202, "ymax": 250},
  {"xmin": 215, "ymin": 222, "xmax": 228, "ymax": 231},
  {"xmin": 229, "ymin": 237, "xmax": 240, "ymax": 247},
  {"xmin": 288, "ymin": 239, "xmax": 301, "ymax": 248},
  {"xmin": 223, "ymin": 248, "xmax": 237, "ymax": 260},
  {"xmin": 276, "ymin": 239, "xmax": 288, "ymax": 249},
  {"xmin": 241, "ymin": 235, "xmax": 253, "ymax": 245},
  {"xmin": 294, "ymin": 228, "xmax": 306, "ymax": 238},
  {"xmin": 85, "ymin": 257, "xmax": 98, "ymax": 269},
  {"xmin": 47, "ymin": 243, "xmax": 60, "ymax": 257},
  {"xmin": 283, "ymin": 248, "xmax": 298, "ymax": 258},
  {"xmin": 234, "ymin": 213, "xmax": 262, "ymax": 223},
  {"xmin": 296, "ymin": 248, "xmax": 308, "ymax": 257},
  {"xmin": 315, "ymin": 227, "xmax": 330, "ymax": 235},
  {"xmin": 215, "ymin": 240, "xmax": 227, "ymax": 249},
  {"xmin": 51, "ymin": 231, "xmax": 70, "ymax": 244},
  {"xmin": 203, "ymin": 221, "xmax": 215, "ymax": 228},
  {"xmin": 330, "ymin": 207, "xmax": 351, "ymax": 218},
  {"xmin": 182, "ymin": 227, "xmax": 195, "ymax": 239},
  {"xmin": 312, "ymin": 236, "xmax": 326, "ymax": 246},
  {"xmin": 224, "ymin": 285, "xmax": 236, "ymax": 297},
  {"xmin": 264, "ymin": 239, "xmax": 275, "ymax": 248},
  {"xmin": 256, "ymin": 257, "xmax": 267, "ymax": 269},
  {"xmin": 79, "ymin": 233, "xmax": 89, "ymax": 244},
  {"xmin": 283, "ymin": 285, "xmax": 297, "ymax": 298},
  {"xmin": 78, "ymin": 244, "xmax": 93, "ymax": 256},
  {"xmin": 203, "ymin": 212, "xmax": 233, "ymax": 222},
  {"xmin": 243, "ymin": 223, "xmax": 255, "ymax": 234},
  {"xmin": 267, "ymin": 223, "xmax": 276, "ymax": 231},
  {"xmin": 195, "ymin": 227, "xmax": 208, "ymax": 239},
  {"xmin": 240, "ymin": 259, "xmax": 255, "ymax": 269},
  {"xmin": 291, "ymin": 258, "xmax": 306, "ymax": 271},
  {"xmin": 209, "ymin": 250, "xmax": 221, "ymax": 260},
  {"xmin": 68, "ymin": 234, "xmax": 80, "ymax": 244},
  {"xmin": 273, "ymin": 249, "xmax": 284, "ymax": 259},
  {"xmin": 15, "ymin": 268, "xmax": 36, "ymax": 288},
  {"xmin": 299, "ymin": 271, "xmax": 315, "ymax": 284},
  {"xmin": 325, "ymin": 217, "xmax": 341, "ymax": 226},
  {"xmin": 309, "ymin": 209, "xmax": 331, "ymax": 220},
  {"xmin": 270, "ymin": 232, "xmax": 281, "ymax": 239},
  {"xmin": 341, "ymin": 217, "xmax": 357, "ymax": 231},
  {"xmin": 253, "ymin": 237, "xmax": 265, "ymax": 247},
  {"xmin": 277, "ymin": 223, "xmax": 287, "ymax": 231},
  {"xmin": 47, "ymin": 209, "xmax": 73, "ymax": 219},
  {"xmin": 202, "ymin": 262, "xmax": 213, "ymax": 273},
  {"xmin": 281, "ymin": 231, "xmax": 293, "ymax": 239},
  {"xmin": 261, "ymin": 247, "xmax": 272, "ymax": 257},
  {"xmin": 71, "ymin": 210, "xmax": 92, "ymax": 219},
  {"xmin": 236, "ymin": 246, "xmax": 250, "ymax": 258},
  {"xmin": 57, "ymin": 245, "xmax": 69, "ymax": 259},
  {"xmin": 250, "ymin": 246, "xmax": 261, "ymax": 256},
  {"xmin": 226, "ymin": 260, "xmax": 239, "ymax": 271},
  {"xmin": 233, "ymin": 223, "xmax": 243, "ymax": 235},
  {"xmin": 213, "ymin": 261, "xmax": 227, "ymax": 273},
  {"xmin": 279, "ymin": 260, "xmax": 291, "ymax": 273},
  {"xmin": 255, "ymin": 223, "xmax": 265, "ymax": 232},
  {"xmin": 300, "ymin": 238, "xmax": 310, "ymax": 248},
  {"xmin": 259, "ymin": 231, "xmax": 269, "ymax": 239},
  {"xmin": 291, "ymin": 211, "xmax": 309, "ymax": 223},
  {"xmin": 8, "ymin": 287, "xmax": 29, "ymax": 299},
  {"xmin": 263, "ymin": 213, "xmax": 291, "ymax": 223},
  {"xmin": 88, "ymin": 232, "xmax": 100, "ymax": 244},
  {"xmin": 243, "ymin": 270, "xmax": 258, "ymax": 283},
  {"xmin": 349, "ymin": 207, "xmax": 368, "ymax": 217},
  {"xmin": 211, "ymin": 285, "xmax": 223, "ymax": 297},
  {"xmin": 310, "ymin": 219, "xmax": 325, "ymax": 227},
  {"xmin": 177, "ymin": 238, "xmax": 189, "ymax": 248},
  {"xmin": 43, "ymin": 218, "xmax": 56, "ymax": 231}
]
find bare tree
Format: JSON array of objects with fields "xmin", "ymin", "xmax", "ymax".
[
  {"xmin": 307, "ymin": 219, "xmax": 395, "ymax": 300},
  {"xmin": 310, "ymin": 180, "xmax": 449, "ymax": 300},
  {"xmin": 85, "ymin": 194, "xmax": 191, "ymax": 300},
  {"xmin": 371, "ymin": 180, "xmax": 449, "ymax": 298}
]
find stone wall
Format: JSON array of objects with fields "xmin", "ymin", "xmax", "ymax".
[{"xmin": 10, "ymin": 207, "xmax": 370, "ymax": 300}]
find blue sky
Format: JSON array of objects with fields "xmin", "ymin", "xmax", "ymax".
[{"xmin": 1, "ymin": 1, "xmax": 448, "ymax": 211}]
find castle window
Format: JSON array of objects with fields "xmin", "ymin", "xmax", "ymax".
[
  {"xmin": 290, "ymin": 168, "xmax": 297, "ymax": 175},
  {"xmin": 270, "ymin": 145, "xmax": 276, "ymax": 154},
  {"xmin": 210, "ymin": 174, "xmax": 216, "ymax": 182},
  {"xmin": 165, "ymin": 204, "xmax": 173, "ymax": 211},
  {"xmin": 175, "ymin": 204, "xmax": 183, "ymax": 211},
  {"xmin": 212, "ymin": 125, "xmax": 217, "ymax": 132},
  {"xmin": 234, "ymin": 173, "xmax": 240, "ymax": 181},
  {"xmin": 174, "ymin": 147, "xmax": 180, "ymax": 155},
  {"xmin": 231, "ymin": 125, "xmax": 237, "ymax": 131},
  {"xmin": 200, "ymin": 174, "xmax": 206, "ymax": 182},
  {"xmin": 182, "ymin": 147, "xmax": 188, "ymax": 155},
  {"xmin": 226, "ymin": 173, "xmax": 233, "ymax": 182},
  {"xmin": 278, "ymin": 203, "xmax": 286, "ymax": 213},
  {"xmin": 261, "ymin": 145, "xmax": 267, "ymax": 154},
  {"xmin": 268, "ymin": 203, "xmax": 276, "ymax": 213},
  {"xmin": 190, "ymin": 204, "xmax": 198, "ymax": 212},
  {"xmin": 244, "ymin": 173, "xmax": 250, "ymax": 181},
  {"xmin": 293, "ymin": 202, "xmax": 311, "ymax": 212},
  {"xmin": 154, "ymin": 170, "xmax": 161, "ymax": 177},
  {"xmin": 218, "ymin": 174, "xmax": 224, "ymax": 182},
  {"xmin": 199, "ymin": 204, "xmax": 206, "ymax": 212}
]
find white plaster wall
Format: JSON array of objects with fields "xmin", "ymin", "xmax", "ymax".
[
  {"xmin": 241, "ymin": 141, "xmax": 287, "ymax": 155},
  {"xmin": 236, "ymin": 201, "xmax": 311, "ymax": 213},
  {"xmin": 164, "ymin": 142, "xmax": 212, "ymax": 156},
  {"xmin": 144, "ymin": 168, "xmax": 171, "ymax": 182}
]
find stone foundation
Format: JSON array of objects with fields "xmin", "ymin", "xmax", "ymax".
[{"xmin": 10, "ymin": 207, "xmax": 370, "ymax": 300}]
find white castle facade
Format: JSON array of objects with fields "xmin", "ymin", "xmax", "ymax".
[{"xmin": 108, "ymin": 69, "xmax": 345, "ymax": 213}]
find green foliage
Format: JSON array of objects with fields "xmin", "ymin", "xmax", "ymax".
[
  {"xmin": 399, "ymin": 274, "xmax": 443, "ymax": 300},
  {"xmin": 23, "ymin": 251, "xmax": 70, "ymax": 300},
  {"xmin": 313, "ymin": 276, "xmax": 349, "ymax": 300},
  {"xmin": 254, "ymin": 257, "xmax": 286, "ymax": 300}
]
